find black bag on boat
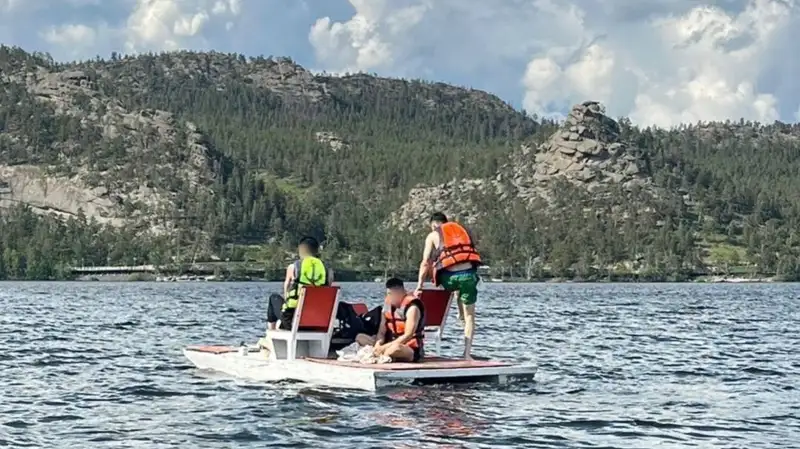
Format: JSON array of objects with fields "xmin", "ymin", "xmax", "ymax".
[
  {"xmin": 359, "ymin": 306, "xmax": 383, "ymax": 337},
  {"xmin": 333, "ymin": 302, "xmax": 365, "ymax": 340}
]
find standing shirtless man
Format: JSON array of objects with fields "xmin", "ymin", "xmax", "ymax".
[{"xmin": 414, "ymin": 212, "xmax": 482, "ymax": 360}]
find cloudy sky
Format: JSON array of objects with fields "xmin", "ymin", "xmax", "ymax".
[{"xmin": 1, "ymin": 0, "xmax": 799, "ymax": 127}]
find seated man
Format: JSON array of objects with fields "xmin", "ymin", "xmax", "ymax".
[
  {"xmin": 267, "ymin": 236, "xmax": 333, "ymax": 330},
  {"xmin": 355, "ymin": 277, "xmax": 426, "ymax": 362}
]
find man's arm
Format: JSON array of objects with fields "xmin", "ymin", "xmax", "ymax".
[
  {"xmin": 416, "ymin": 232, "xmax": 435, "ymax": 290},
  {"xmin": 282, "ymin": 264, "xmax": 294, "ymax": 298},
  {"xmin": 388, "ymin": 305, "xmax": 420, "ymax": 347},
  {"xmin": 375, "ymin": 313, "xmax": 387, "ymax": 345}
]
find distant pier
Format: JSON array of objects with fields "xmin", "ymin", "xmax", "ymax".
[
  {"xmin": 70, "ymin": 265, "xmax": 158, "ymax": 274},
  {"xmin": 67, "ymin": 263, "xmax": 265, "ymax": 276},
  {"xmin": 67, "ymin": 264, "xmax": 416, "ymax": 282}
]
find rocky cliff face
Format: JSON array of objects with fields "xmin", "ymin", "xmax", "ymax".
[
  {"xmin": 389, "ymin": 101, "xmax": 662, "ymax": 231},
  {"xmin": 0, "ymin": 50, "xmax": 222, "ymax": 230},
  {"xmin": 0, "ymin": 165, "xmax": 126, "ymax": 226}
]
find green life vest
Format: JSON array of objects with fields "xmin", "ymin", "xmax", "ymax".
[{"xmin": 284, "ymin": 256, "xmax": 328, "ymax": 311}]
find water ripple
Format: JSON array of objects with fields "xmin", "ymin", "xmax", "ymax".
[{"xmin": 1, "ymin": 281, "xmax": 798, "ymax": 448}]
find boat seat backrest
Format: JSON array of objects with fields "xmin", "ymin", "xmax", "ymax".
[
  {"xmin": 419, "ymin": 289, "xmax": 451, "ymax": 327},
  {"xmin": 297, "ymin": 286, "xmax": 340, "ymax": 332},
  {"xmin": 351, "ymin": 302, "xmax": 369, "ymax": 316}
]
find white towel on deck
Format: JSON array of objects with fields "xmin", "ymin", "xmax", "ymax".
[{"xmin": 336, "ymin": 342, "xmax": 391, "ymax": 364}]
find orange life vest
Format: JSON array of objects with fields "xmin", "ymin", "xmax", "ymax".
[
  {"xmin": 433, "ymin": 221, "xmax": 482, "ymax": 284},
  {"xmin": 384, "ymin": 295, "xmax": 425, "ymax": 349}
]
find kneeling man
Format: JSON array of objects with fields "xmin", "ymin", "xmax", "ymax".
[{"xmin": 356, "ymin": 277, "xmax": 426, "ymax": 362}]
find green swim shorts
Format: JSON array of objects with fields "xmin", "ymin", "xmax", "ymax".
[{"xmin": 438, "ymin": 269, "xmax": 480, "ymax": 306}]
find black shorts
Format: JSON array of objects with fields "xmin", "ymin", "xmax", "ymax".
[{"xmin": 266, "ymin": 293, "xmax": 295, "ymax": 330}]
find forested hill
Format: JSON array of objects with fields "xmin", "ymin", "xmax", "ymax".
[{"xmin": 2, "ymin": 45, "xmax": 800, "ymax": 281}]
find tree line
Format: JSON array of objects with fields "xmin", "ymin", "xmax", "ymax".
[{"xmin": 2, "ymin": 47, "xmax": 800, "ymax": 280}]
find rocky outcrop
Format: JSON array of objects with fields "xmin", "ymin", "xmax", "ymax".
[
  {"xmin": 388, "ymin": 179, "xmax": 496, "ymax": 231},
  {"xmin": 389, "ymin": 101, "xmax": 661, "ymax": 231},
  {"xmin": 315, "ymin": 131, "xmax": 349, "ymax": 152},
  {"xmin": 243, "ymin": 57, "xmax": 328, "ymax": 102},
  {"xmin": 85, "ymin": 53, "xmax": 330, "ymax": 103},
  {"xmin": 0, "ymin": 165, "xmax": 126, "ymax": 225},
  {"xmin": 326, "ymin": 74, "xmax": 524, "ymax": 117},
  {"xmin": 509, "ymin": 101, "xmax": 650, "ymax": 198},
  {"xmin": 0, "ymin": 55, "xmax": 221, "ymax": 230}
]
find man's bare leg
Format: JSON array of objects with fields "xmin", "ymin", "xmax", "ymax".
[
  {"xmin": 355, "ymin": 334, "xmax": 376, "ymax": 346},
  {"xmin": 385, "ymin": 344, "xmax": 415, "ymax": 362},
  {"xmin": 462, "ymin": 303, "xmax": 476, "ymax": 360},
  {"xmin": 454, "ymin": 291, "xmax": 465, "ymax": 326}
]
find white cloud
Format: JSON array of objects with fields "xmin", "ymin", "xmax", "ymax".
[
  {"xmin": 41, "ymin": 23, "xmax": 97, "ymax": 47},
  {"xmin": 308, "ymin": 0, "xmax": 800, "ymax": 127},
  {"xmin": 309, "ymin": 0, "xmax": 429, "ymax": 74},
  {"xmin": 2, "ymin": 0, "xmax": 244, "ymax": 56},
  {"xmin": 38, "ymin": 20, "xmax": 116, "ymax": 60},
  {"xmin": 618, "ymin": 1, "xmax": 789, "ymax": 126},
  {"xmin": 2, "ymin": 0, "xmax": 800, "ymax": 126},
  {"xmin": 124, "ymin": 0, "xmax": 239, "ymax": 52}
]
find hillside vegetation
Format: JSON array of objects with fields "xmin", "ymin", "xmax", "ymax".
[{"xmin": 1, "ymin": 45, "xmax": 800, "ymax": 281}]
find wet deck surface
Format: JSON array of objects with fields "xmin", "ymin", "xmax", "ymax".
[
  {"xmin": 305, "ymin": 356, "xmax": 512, "ymax": 371},
  {"xmin": 186, "ymin": 345, "xmax": 238, "ymax": 354},
  {"xmin": 186, "ymin": 346, "xmax": 514, "ymax": 372}
]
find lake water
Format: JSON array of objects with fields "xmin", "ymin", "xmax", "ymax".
[{"xmin": 1, "ymin": 282, "xmax": 798, "ymax": 448}]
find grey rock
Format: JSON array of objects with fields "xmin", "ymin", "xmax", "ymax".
[
  {"xmin": 59, "ymin": 70, "xmax": 88, "ymax": 82},
  {"xmin": 315, "ymin": 131, "xmax": 349, "ymax": 152},
  {"xmin": 556, "ymin": 139, "xmax": 580, "ymax": 150},
  {"xmin": 576, "ymin": 167, "xmax": 596, "ymax": 181},
  {"xmin": 608, "ymin": 142, "xmax": 624, "ymax": 155},
  {"xmin": 388, "ymin": 100, "xmax": 665, "ymax": 231},
  {"xmin": 624, "ymin": 163, "xmax": 641, "ymax": 175},
  {"xmin": 576, "ymin": 139, "xmax": 600, "ymax": 155},
  {"xmin": 552, "ymin": 157, "xmax": 575, "ymax": 173},
  {"xmin": 558, "ymin": 145, "xmax": 577, "ymax": 155}
]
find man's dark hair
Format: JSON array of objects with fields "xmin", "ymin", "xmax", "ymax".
[
  {"xmin": 385, "ymin": 277, "xmax": 405, "ymax": 290},
  {"xmin": 298, "ymin": 236, "xmax": 320, "ymax": 255},
  {"xmin": 430, "ymin": 212, "xmax": 448, "ymax": 224}
]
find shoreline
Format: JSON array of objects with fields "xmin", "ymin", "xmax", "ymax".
[{"xmin": 0, "ymin": 275, "xmax": 778, "ymax": 283}]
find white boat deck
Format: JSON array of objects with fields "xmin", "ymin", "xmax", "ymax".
[
  {"xmin": 184, "ymin": 345, "xmax": 537, "ymax": 391},
  {"xmin": 183, "ymin": 288, "xmax": 536, "ymax": 391}
]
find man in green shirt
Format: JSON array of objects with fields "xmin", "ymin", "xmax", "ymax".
[{"xmin": 267, "ymin": 236, "xmax": 333, "ymax": 330}]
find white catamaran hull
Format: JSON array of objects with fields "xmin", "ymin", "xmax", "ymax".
[{"xmin": 183, "ymin": 345, "xmax": 537, "ymax": 392}]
